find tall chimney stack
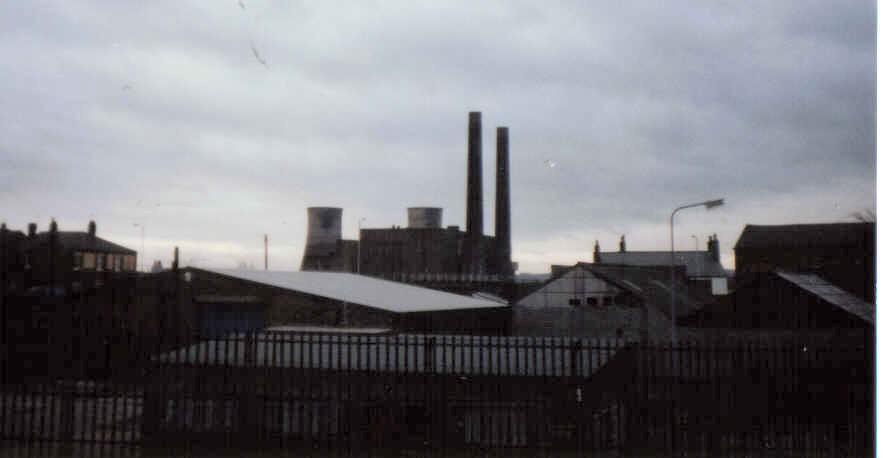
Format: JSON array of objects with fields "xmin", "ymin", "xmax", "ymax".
[
  {"xmin": 465, "ymin": 112, "xmax": 484, "ymax": 273},
  {"xmin": 88, "ymin": 220, "xmax": 96, "ymax": 238},
  {"xmin": 495, "ymin": 126, "xmax": 512, "ymax": 278}
]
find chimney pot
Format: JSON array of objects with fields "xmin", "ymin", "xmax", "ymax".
[
  {"xmin": 28, "ymin": 223, "xmax": 37, "ymax": 238},
  {"xmin": 88, "ymin": 220, "xmax": 96, "ymax": 237}
]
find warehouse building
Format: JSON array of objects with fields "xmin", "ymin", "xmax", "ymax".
[{"xmin": 181, "ymin": 267, "xmax": 511, "ymax": 337}]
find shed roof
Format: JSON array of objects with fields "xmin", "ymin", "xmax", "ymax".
[
  {"xmin": 775, "ymin": 271, "xmax": 874, "ymax": 324},
  {"xmin": 196, "ymin": 268, "xmax": 508, "ymax": 313},
  {"xmin": 734, "ymin": 223, "xmax": 874, "ymax": 250},
  {"xmin": 155, "ymin": 333, "xmax": 625, "ymax": 377},
  {"xmin": 597, "ymin": 251, "xmax": 727, "ymax": 278}
]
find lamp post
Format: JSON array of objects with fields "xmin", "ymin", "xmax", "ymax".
[
  {"xmin": 669, "ymin": 199, "xmax": 724, "ymax": 345},
  {"xmin": 133, "ymin": 223, "xmax": 145, "ymax": 272}
]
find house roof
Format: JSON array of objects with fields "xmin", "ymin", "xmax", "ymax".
[
  {"xmin": 156, "ymin": 333, "xmax": 626, "ymax": 377},
  {"xmin": 734, "ymin": 223, "xmax": 874, "ymax": 250},
  {"xmin": 518, "ymin": 263, "xmax": 710, "ymax": 322},
  {"xmin": 196, "ymin": 267, "xmax": 508, "ymax": 313},
  {"xmin": 582, "ymin": 263, "xmax": 712, "ymax": 319},
  {"xmin": 24, "ymin": 231, "xmax": 136, "ymax": 255},
  {"xmin": 776, "ymin": 271, "xmax": 874, "ymax": 324},
  {"xmin": 596, "ymin": 251, "xmax": 727, "ymax": 278}
]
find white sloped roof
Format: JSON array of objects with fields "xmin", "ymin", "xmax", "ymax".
[{"xmin": 198, "ymin": 268, "xmax": 508, "ymax": 313}]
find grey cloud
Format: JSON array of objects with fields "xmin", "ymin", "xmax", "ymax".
[{"xmin": 0, "ymin": 1, "xmax": 874, "ymax": 272}]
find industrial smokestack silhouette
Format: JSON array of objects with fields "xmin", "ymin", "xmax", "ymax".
[
  {"xmin": 495, "ymin": 126, "xmax": 512, "ymax": 278},
  {"xmin": 465, "ymin": 112, "xmax": 483, "ymax": 273},
  {"xmin": 301, "ymin": 207, "xmax": 343, "ymax": 271}
]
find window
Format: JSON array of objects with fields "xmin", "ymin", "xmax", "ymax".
[
  {"xmin": 73, "ymin": 252, "xmax": 82, "ymax": 270},
  {"xmin": 96, "ymin": 253, "xmax": 105, "ymax": 271},
  {"xmin": 83, "ymin": 252, "xmax": 96, "ymax": 269},
  {"xmin": 603, "ymin": 296, "xmax": 612, "ymax": 306},
  {"xmin": 586, "ymin": 297, "xmax": 598, "ymax": 306},
  {"xmin": 568, "ymin": 298, "xmax": 581, "ymax": 306},
  {"xmin": 106, "ymin": 254, "xmax": 114, "ymax": 271}
]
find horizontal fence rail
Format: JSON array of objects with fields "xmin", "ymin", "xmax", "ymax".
[{"xmin": 0, "ymin": 329, "xmax": 874, "ymax": 457}]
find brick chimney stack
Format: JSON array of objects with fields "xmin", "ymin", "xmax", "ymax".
[
  {"xmin": 708, "ymin": 234, "xmax": 720, "ymax": 262},
  {"xmin": 88, "ymin": 220, "xmax": 96, "ymax": 238}
]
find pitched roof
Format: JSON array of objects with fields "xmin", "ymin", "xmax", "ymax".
[
  {"xmin": 597, "ymin": 251, "xmax": 727, "ymax": 277},
  {"xmin": 24, "ymin": 232, "xmax": 136, "ymax": 254},
  {"xmin": 734, "ymin": 223, "xmax": 874, "ymax": 250},
  {"xmin": 776, "ymin": 271, "xmax": 874, "ymax": 324},
  {"xmin": 156, "ymin": 333, "xmax": 626, "ymax": 377},
  {"xmin": 582, "ymin": 263, "xmax": 712, "ymax": 319},
  {"xmin": 197, "ymin": 268, "xmax": 508, "ymax": 313}
]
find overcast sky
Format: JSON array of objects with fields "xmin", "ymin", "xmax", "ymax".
[{"xmin": 0, "ymin": 1, "xmax": 875, "ymax": 273}]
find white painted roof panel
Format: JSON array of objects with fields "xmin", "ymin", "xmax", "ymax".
[{"xmin": 199, "ymin": 268, "xmax": 507, "ymax": 313}]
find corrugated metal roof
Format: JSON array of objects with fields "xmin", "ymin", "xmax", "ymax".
[
  {"xmin": 155, "ymin": 334, "xmax": 626, "ymax": 377},
  {"xmin": 197, "ymin": 268, "xmax": 508, "ymax": 313},
  {"xmin": 776, "ymin": 271, "xmax": 874, "ymax": 324},
  {"xmin": 597, "ymin": 251, "xmax": 727, "ymax": 278}
]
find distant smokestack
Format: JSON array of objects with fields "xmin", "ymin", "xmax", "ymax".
[
  {"xmin": 302, "ymin": 207, "xmax": 343, "ymax": 270},
  {"xmin": 408, "ymin": 207, "xmax": 442, "ymax": 229},
  {"xmin": 495, "ymin": 126, "xmax": 512, "ymax": 278},
  {"xmin": 264, "ymin": 234, "xmax": 268, "ymax": 270},
  {"xmin": 465, "ymin": 112, "xmax": 483, "ymax": 273},
  {"xmin": 88, "ymin": 220, "xmax": 96, "ymax": 238},
  {"xmin": 27, "ymin": 223, "xmax": 37, "ymax": 238},
  {"xmin": 619, "ymin": 235, "xmax": 626, "ymax": 252}
]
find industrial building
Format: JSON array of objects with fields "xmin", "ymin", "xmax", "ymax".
[
  {"xmin": 301, "ymin": 112, "xmax": 514, "ymax": 286},
  {"xmin": 181, "ymin": 267, "xmax": 511, "ymax": 336}
]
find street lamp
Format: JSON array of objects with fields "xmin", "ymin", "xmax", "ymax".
[
  {"xmin": 670, "ymin": 199, "xmax": 724, "ymax": 344},
  {"xmin": 133, "ymin": 223, "xmax": 145, "ymax": 272}
]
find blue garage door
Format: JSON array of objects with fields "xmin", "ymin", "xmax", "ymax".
[{"xmin": 199, "ymin": 304, "xmax": 265, "ymax": 338}]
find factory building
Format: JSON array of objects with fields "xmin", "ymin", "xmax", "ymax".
[{"xmin": 301, "ymin": 112, "xmax": 515, "ymax": 286}]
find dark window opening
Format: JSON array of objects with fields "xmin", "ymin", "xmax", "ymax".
[
  {"xmin": 586, "ymin": 297, "xmax": 598, "ymax": 306},
  {"xmin": 603, "ymin": 296, "xmax": 612, "ymax": 306},
  {"xmin": 568, "ymin": 298, "xmax": 581, "ymax": 306}
]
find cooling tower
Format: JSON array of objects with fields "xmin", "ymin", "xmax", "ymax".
[
  {"xmin": 407, "ymin": 207, "xmax": 443, "ymax": 229},
  {"xmin": 301, "ymin": 207, "xmax": 343, "ymax": 270}
]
